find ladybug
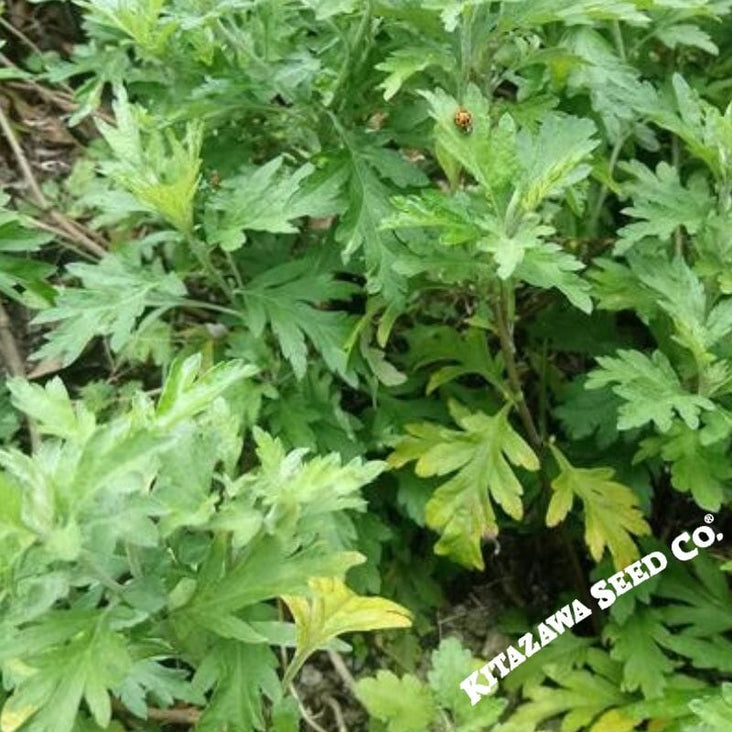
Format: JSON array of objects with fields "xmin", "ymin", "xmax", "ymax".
[{"xmin": 453, "ymin": 106, "xmax": 473, "ymax": 133}]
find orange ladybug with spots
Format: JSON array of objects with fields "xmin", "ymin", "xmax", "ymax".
[{"xmin": 453, "ymin": 106, "xmax": 473, "ymax": 133}]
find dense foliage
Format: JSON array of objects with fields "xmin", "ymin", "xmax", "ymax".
[{"xmin": 1, "ymin": 0, "xmax": 732, "ymax": 730}]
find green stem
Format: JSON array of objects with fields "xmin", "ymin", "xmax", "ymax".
[
  {"xmin": 181, "ymin": 299, "xmax": 242, "ymax": 318},
  {"xmin": 671, "ymin": 134, "xmax": 684, "ymax": 257},
  {"xmin": 459, "ymin": 5, "xmax": 475, "ymax": 98},
  {"xmin": 224, "ymin": 250, "xmax": 245, "ymax": 290},
  {"xmin": 588, "ymin": 132, "xmax": 628, "ymax": 236},
  {"xmin": 611, "ymin": 20, "xmax": 626, "ymax": 62},
  {"xmin": 186, "ymin": 234, "xmax": 236, "ymax": 302},
  {"xmin": 493, "ymin": 281, "xmax": 543, "ymax": 454},
  {"xmin": 333, "ymin": 0, "xmax": 373, "ymax": 111}
]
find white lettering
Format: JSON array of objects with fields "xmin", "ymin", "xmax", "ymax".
[
  {"xmin": 506, "ymin": 645, "xmax": 526, "ymax": 671},
  {"xmin": 571, "ymin": 599, "xmax": 592, "ymax": 623},
  {"xmin": 537, "ymin": 622, "xmax": 558, "ymax": 646},
  {"xmin": 546, "ymin": 604, "xmax": 575, "ymax": 634},
  {"xmin": 460, "ymin": 668, "xmax": 496, "ymax": 706},
  {"xmin": 518, "ymin": 632, "xmax": 540, "ymax": 657},
  {"xmin": 590, "ymin": 578, "xmax": 616, "ymax": 610}
]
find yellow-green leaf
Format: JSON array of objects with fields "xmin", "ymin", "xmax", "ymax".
[
  {"xmin": 281, "ymin": 577, "xmax": 411, "ymax": 685},
  {"xmin": 389, "ymin": 401, "xmax": 539, "ymax": 570},
  {"xmin": 547, "ymin": 444, "xmax": 650, "ymax": 569}
]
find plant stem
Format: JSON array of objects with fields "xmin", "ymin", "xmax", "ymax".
[
  {"xmin": 611, "ymin": 20, "xmax": 626, "ymax": 62},
  {"xmin": 334, "ymin": 0, "xmax": 373, "ymax": 111},
  {"xmin": 459, "ymin": 5, "xmax": 475, "ymax": 98},
  {"xmin": 671, "ymin": 134, "xmax": 684, "ymax": 257},
  {"xmin": 0, "ymin": 300, "xmax": 39, "ymax": 451},
  {"xmin": 588, "ymin": 132, "xmax": 627, "ymax": 236},
  {"xmin": 186, "ymin": 234, "xmax": 236, "ymax": 302},
  {"xmin": 559, "ymin": 524, "xmax": 602, "ymax": 635},
  {"xmin": 493, "ymin": 282, "xmax": 543, "ymax": 454}
]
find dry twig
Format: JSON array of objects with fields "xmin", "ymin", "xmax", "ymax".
[
  {"xmin": 288, "ymin": 684, "xmax": 329, "ymax": 732},
  {"xmin": 327, "ymin": 650, "xmax": 357, "ymax": 694},
  {"xmin": 0, "ymin": 99, "xmax": 107, "ymax": 258},
  {"xmin": 325, "ymin": 695, "xmax": 349, "ymax": 732}
]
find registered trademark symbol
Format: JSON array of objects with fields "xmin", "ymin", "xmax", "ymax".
[{"xmin": 704, "ymin": 514, "xmax": 714, "ymax": 524}]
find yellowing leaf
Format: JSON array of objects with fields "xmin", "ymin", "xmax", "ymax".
[
  {"xmin": 591, "ymin": 708, "xmax": 638, "ymax": 732},
  {"xmin": 547, "ymin": 444, "xmax": 650, "ymax": 568},
  {"xmin": 389, "ymin": 401, "xmax": 539, "ymax": 569},
  {"xmin": 281, "ymin": 577, "xmax": 411, "ymax": 685}
]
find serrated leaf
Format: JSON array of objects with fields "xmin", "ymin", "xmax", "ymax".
[
  {"xmin": 547, "ymin": 445, "xmax": 650, "ymax": 569},
  {"xmin": 686, "ymin": 683, "xmax": 732, "ymax": 732},
  {"xmin": 514, "ymin": 242, "xmax": 593, "ymax": 313},
  {"xmin": 389, "ymin": 401, "xmax": 539, "ymax": 569},
  {"xmin": 376, "ymin": 47, "xmax": 454, "ymax": 100},
  {"xmin": 32, "ymin": 256, "xmax": 186, "ymax": 367},
  {"xmin": 617, "ymin": 161, "xmax": 712, "ymax": 251},
  {"xmin": 282, "ymin": 577, "xmax": 411, "ymax": 684},
  {"xmin": 194, "ymin": 642, "xmax": 281, "ymax": 732},
  {"xmin": 505, "ymin": 650, "xmax": 629, "ymax": 732},
  {"xmin": 97, "ymin": 87, "xmax": 202, "ymax": 234},
  {"xmin": 356, "ymin": 671, "xmax": 436, "ymax": 732},
  {"xmin": 0, "ymin": 621, "xmax": 131, "ymax": 732},
  {"xmin": 518, "ymin": 114, "xmax": 599, "ymax": 211},
  {"xmin": 587, "ymin": 350, "xmax": 714, "ymax": 432},
  {"xmin": 7, "ymin": 377, "xmax": 94, "ymax": 442},
  {"xmin": 240, "ymin": 258, "xmax": 356, "ymax": 381},
  {"xmin": 421, "ymin": 85, "xmax": 519, "ymax": 199},
  {"xmin": 206, "ymin": 156, "xmax": 342, "ymax": 251},
  {"xmin": 603, "ymin": 608, "xmax": 676, "ymax": 699},
  {"xmin": 155, "ymin": 352, "xmax": 258, "ymax": 429},
  {"xmin": 636, "ymin": 424, "xmax": 731, "ymax": 511}
]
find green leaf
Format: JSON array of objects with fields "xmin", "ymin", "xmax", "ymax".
[
  {"xmin": 240, "ymin": 258, "xmax": 357, "ymax": 381},
  {"xmin": 518, "ymin": 114, "xmax": 599, "ymax": 211},
  {"xmin": 421, "ymin": 85, "xmax": 519, "ymax": 199},
  {"xmin": 0, "ymin": 622, "xmax": 131, "ymax": 732},
  {"xmin": 205, "ymin": 157, "xmax": 342, "ymax": 251},
  {"xmin": 282, "ymin": 577, "xmax": 411, "ymax": 684},
  {"xmin": 499, "ymin": 0, "xmax": 648, "ymax": 29},
  {"xmin": 194, "ymin": 642, "xmax": 281, "ymax": 732},
  {"xmin": 587, "ymin": 350, "xmax": 715, "ymax": 432},
  {"xmin": 389, "ymin": 401, "xmax": 539, "ymax": 569},
  {"xmin": 384, "ymin": 190, "xmax": 484, "ymax": 246},
  {"xmin": 555, "ymin": 377, "xmax": 620, "ymax": 448},
  {"xmin": 686, "ymin": 683, "xmax": 732, "ymax": 732},
  {"xmin": 0, "ymin": 195, "xmax": 54, "ymax": 303},
  {"xmin": 505, "ymin": 649, "xmax": 629, "ymax": 732},
  {"xmin": 332, "ymin": 129, "xmax": 426, "ymax": 298},
  {"xmin": 32, "ymin": 256, "xmax": 186, "ymax": 367},
  {"xmin": 155, "ymin": 352, "xmax": 258, "ymax": 429},
  {"xmin": 655, "ymin": 24, "xmax": 718, "ymax": 55},
  {"xmin": 514, "ymin": 241, "xmax": 593, "ymax": 313},
  {"xmin": 428, "ymin": 637, "xmax": 507, "ymax": 727},
  {"xmin": 616, "ymin": 161, "xmax": 712, "ymax": 252},
  {"xmin": 97, "ymin": 87, "xmax": 203, "ymax": 234},
  {"xmin": 376, "ymin": 47, "xmax": 454, "ymax": 101},
  {"xmin": 603, "ymin": 608, "xmax": 677, "ymax": 699},
  {"xmin": 7, "ymin": 377, "xmax": 94, "ymax": 442},
  {"xmin": 356, "ymin": 671, "xmax": 437, "ymax": 732},
  {"xmin": 404, "ymin": 325, "xmax": 504, "ymax": 395},
  {"xmin": 636, "ymin": 424, "xmax": 731, "ymax": 511},
  {"xmin": 547, "ymin": 445, "xmax": 650, "ymax": 569},
  {"xmin": 116, "ymin": 658, "xmax": 200, "ymax": 719},
  {"xmin": 177, "ymin": 537, "xmax": 365, "ymax": 640}
]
